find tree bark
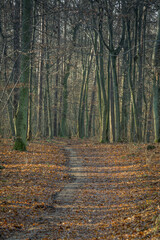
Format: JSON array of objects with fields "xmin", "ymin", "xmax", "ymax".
[
  {"xmin": 88, "ymin": 76, "xmax": 96, "ymax": 137},
  {"xmin": 99, "ymin": 0, "xmax": 125, "ymax": 141},
  {"xmin": 27, "ymin": 1, "xmax": 36, "ymax": 141},
  {"xmin": 53, "ymin": 2, "xmax": 61, "ymax": 137},
  {"xmin": 36, "ymin": 7, "xmax": 44, "ymax": 137},
  {"xmin": 14, "ymin": 0, "xmax": 32, "ymax": 150},
  {"xmin": 152, "ymin": 10, "xmax": 160, "ymax": 142},
  {"xmin": 13, "ymin": 0, "xmax": 20, "ymax": 136}
]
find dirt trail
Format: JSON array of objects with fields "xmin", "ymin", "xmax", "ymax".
[
  {"xmin": 6, "ymin": 146, "xmax": 86, "ymax": 240},
  {"xmin": 5, "ymin": 141, "xmax": 160, "ymax": 239},
  {"xmin": 54, "ymin": 147, "xmax": 87, "ymax": 204}
]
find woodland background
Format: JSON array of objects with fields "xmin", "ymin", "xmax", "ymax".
[
  {"xmin": 0, "ymin": 0, "xmax": 160, "ymax": 146},
  {"xmin": 0, "ymin": 1, "xmax": 160, "ymax": 238}
]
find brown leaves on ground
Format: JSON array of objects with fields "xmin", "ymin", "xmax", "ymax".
[
  {"xmin": 0, "ymin": 138, "xmax": 160, "ymax": 239},
  {"xmin": 0, "ymin": 139, "xmax": 70, "ymax": 239},
  {"xmin": 68, "ymin": 141, "xmax": 160, "ymax": 240}
]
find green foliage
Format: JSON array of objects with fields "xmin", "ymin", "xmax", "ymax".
[
  {"xmin": 13, "ymin": 137, "xmax": 26, "ymax": 151},
  {"xmin": 0, "ymin": 165, "xmax": 5, "ymax": 170},
  {"xmin": 147, "ymin": 145, "xmax": 156, "ymax": 150},
  {"xmin": 154, "ymin": 138, "xmax": 160, "ymax": 143}
]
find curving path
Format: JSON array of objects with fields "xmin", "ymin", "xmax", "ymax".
[{"xmin": 7, "ymin": 143, "xmax": 158, "ymax": 239}]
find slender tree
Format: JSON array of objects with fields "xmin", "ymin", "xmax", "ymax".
[
  {"xmin": 27, "ymin": 0, "xmax": 37, "ymax": 141},
  {"xmin": 13, "ymin": 0, "xmax": 20, "ymax": 136},
  {"xmin": 0, "ymin": 0, "xmax": 159, "ymax": 143},
  {"xmin": 36, "ymin": 5, "xmax": 45, "ymax": 137},
  {"xmin": 152, "ymin": 10, "xmax": 160, "ymax": 142},
  {"xmin": 98, "ymin": 0, "xmax": 125, "ymax": 141}
]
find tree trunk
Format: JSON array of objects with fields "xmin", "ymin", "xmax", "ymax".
[
  {"xmin": 152, "ymin": 10, "xmax": 160, "ymax": 142},
  {"xmin": 121, "ymin": 40, "xmax": 128, "ymax": 141},
  {"xmin": 126, "ymin": 19, "xmax": 139, "ymax": 141},
  {"xmin": 111, "ymin": 55, "xmax": 120, "ymax": 141},
  {"xmin": 61, "ymin": 66, "xmax": 70, "ymax": 136},
  {"xmin": 110, "ymin": 72, "xmax": 115, "ymax": 142},
  {"xmin": 99, "ymin": 33, "xmax": 108, "ymax": 143},
  {"xmin": 136, "ymin": 3, "xmax": 144, "ymax": 141},
  {"xmin": 27, "ymin": 1, "xmax": 36, "ymax": 141},
  {"xmin": 54, "ymin": 2, "xmax": 61, "ymax": 137},
  {"xmin": 88, "ymin": 76, "xmax": 96, "ymax": 137},
  {"xmin": 14, "ymin": 0, "xmax": 32, "ymax": 150},
  {"xmin": 13, "ymin": 0, "xmax": 20, "ymax": 136},
  {"xmin": 36, "ymin": 8, "xmax": 44, "ymax": 137},
  {"xmin": 98, "ymin": 1, "xmax": 125, "ymax": 141},
  {"xmin": 45, "ymin": 20, "xmax": 53, "ymax": 139},
  {"xmin": 78, "ymin": 62, "xmax": 86, "ymax": 138}
]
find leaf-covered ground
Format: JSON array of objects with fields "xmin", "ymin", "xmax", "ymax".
[
  {"xmin": 0, "ymin": 139, "xmax": 70, "ymax": 239},
  {"xmin": 0, "ymin": 138, "xmax": 159, "ymax": 239}
]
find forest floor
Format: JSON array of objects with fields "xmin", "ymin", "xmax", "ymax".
[{"xmin": 0, "ymin": 138, "xmax": 160, "ymax": 240}]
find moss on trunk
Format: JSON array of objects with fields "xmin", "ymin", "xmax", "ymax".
[{"xmin": 13, "ymin": 137, "xmax": 27, "ymax": 151}]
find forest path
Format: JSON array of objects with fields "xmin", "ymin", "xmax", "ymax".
[
  {"xmin": 6, "ymin": 144, "xmax": 88, "ymax": 240},
  {"xmin": 53, "ymin": 146, "xmax": 87, "ymax": 204},
  {"xmin": 4, "ymin": 139, "xmax": 160, "ymax": 239}
]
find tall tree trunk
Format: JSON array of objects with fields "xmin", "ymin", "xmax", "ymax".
[
  {"xmin": 99, "ymin": 1, "xmax": 125, "ymax": 141},
  {"xmin": 88, "ymin": 76, "xmax": 96, "ymax": 137},
  {"xmin": 146, "ymin": 95, "xmax": 152, "ymax": 142},
  {"xmin": 36, "ymin": 8, "xmax": 44, "ymax": 137},
  {"xmin": 54, "ymin": 2, "xmax": 61, "ymax": 137},
  {"xmin": 1, "ymin": 5, "xmax": 15, "ymax": 136},
  {"xmin": 61, "ymin": 24, "xmax": 79, "ymax": 137},
  {"xmin": 45, "ymin": 19, "xmax": 53, "ymax": 139},
  {"xmin": 46, "ymin": 58, "xmax": 52, "ymax": 139},
  {"xmin": 121, "ymin": 40, "xmax": 128, "ymax": 141},
  {"xmin": 126, "ymin": 19, "xmax": 139, "ymax": 140},
  {"xmin": 152, "ymin": 10, "xmax": 160, "ymax": 142},
  {"xmin": 99, "ymin": 30, "xmax": 108, "ymax": 142},
  {"xmin": 94, "ymin": 31, "xmax": 102, "ymax": 121},
  {"xmin": 14, "ymin": 0, "xmax": 32, "ymax": 150},
  {"xmin": 142, "ymin": 7, "xmax": 147, "ymax": 141},
  {"xmin": 111, "ymin": 55, "xmax": 120, "ymax": 141},
  {"xmin": 13, "ymin": 0, "xmax": 20, "ymax": 136},
  {"xmin": 110, "ymin": 71, "xmax": 115, "ymax": 142},
  {"xmin": 153, "ymin": 75, "xmax": 159, "ymax": 142},
  {"xmin": 60, "ymin": 0, "xmax": 69, "ymax": 137},
  {"xmin": 136, "ymin": 2, "xmax": 144, "ymax": 141},
  {"xmin": 78, "ymin": 43, "xmax": 93, "ymax": 138},
  {"xmin": 61, "ymin": 65, "xmax": 70, "ymax": 136},
  {"xmin": 4, "ymin": 41, "xmax": 15, "ymax": 136},
  {"xmin": 78, "ymin": 61, "xmax": 87, "ymax": 138},
  {"xmin": 27, "ymin": 0, "xmax": 36, "ymax": 141}
]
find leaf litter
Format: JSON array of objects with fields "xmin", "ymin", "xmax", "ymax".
[{"xmin": 0, "ymin": 138, "xmax": 159, "ymax": 239}]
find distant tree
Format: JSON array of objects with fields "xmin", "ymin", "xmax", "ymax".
[
  {"xmin": 153, "ymin": 10, "xmax": 160, "ymax": 142},
  {"xmin": 0, "ymin": 0, "xmax": 159, "ymax": 143},
  {"xmin": 13, "ymin": 0, "xmax": 20, "ymax": 136}
]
